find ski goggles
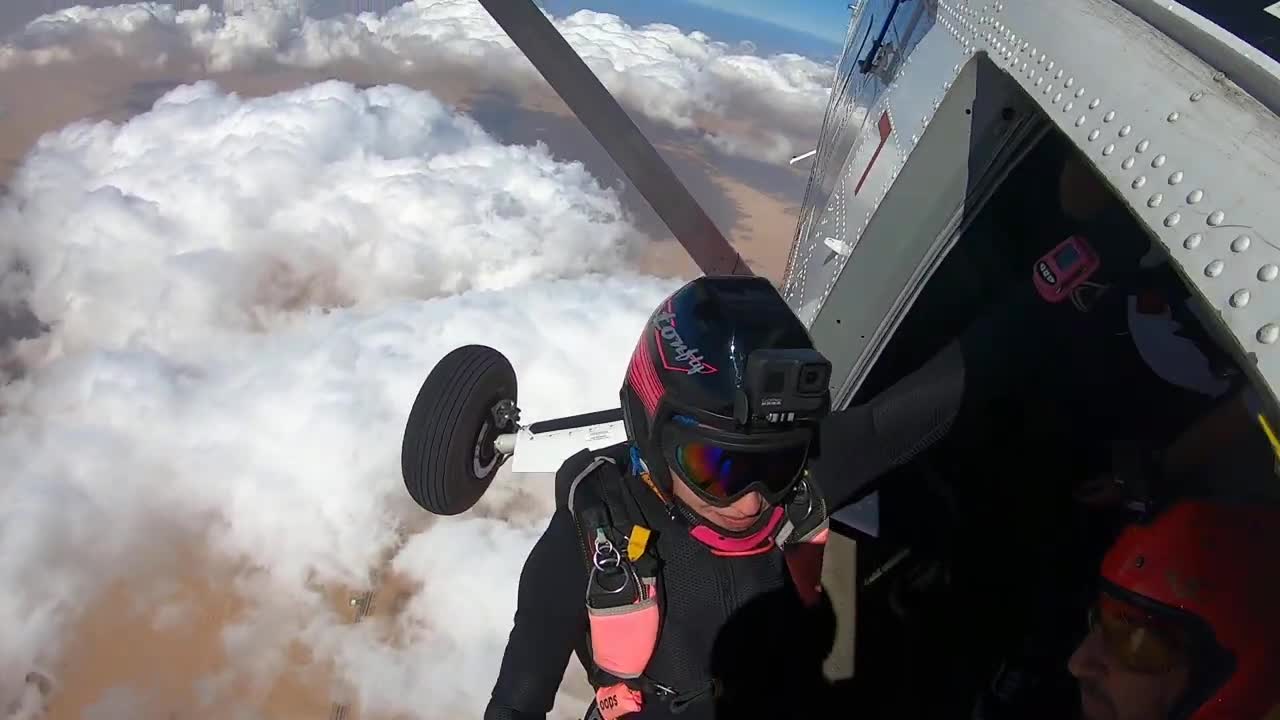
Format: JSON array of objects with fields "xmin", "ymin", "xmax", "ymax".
[
  {"xmin": 1087, "ymin": 591, "xmax": 1191, "ymax": 675},
  {"xmin": 661, "ymin": 415, "xmax": 812, "ymax": 506}
]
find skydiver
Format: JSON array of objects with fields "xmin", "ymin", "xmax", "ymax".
[
  {"xmin": 1067, "ymin": 497, "xmax": 1280, "ymax": 720},
  {"xmin": 482, "ymin": 274, "xmax": 968, "ymax": 720}
]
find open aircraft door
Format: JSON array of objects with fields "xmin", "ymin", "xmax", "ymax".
[{"xmin": 788, "ymin": 0, "xmax": 1280, "ymax": 423}]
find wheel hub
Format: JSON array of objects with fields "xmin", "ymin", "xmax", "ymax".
[{"xmin": 473, "ymin": 398, "xmax": 520, "ymax": 479}]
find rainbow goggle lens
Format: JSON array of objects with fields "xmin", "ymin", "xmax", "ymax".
[
  {"xmin": 661, "ymin": 416, "xmax": 812, "ymax": 506},
  {"xmin": 1088, "ymin": 592, "xmax": 1191, "ymax": 675}
]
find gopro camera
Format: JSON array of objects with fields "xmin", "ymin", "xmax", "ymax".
[{"xmin": 733, "ymin": 349, "xmax": 832, "ymax": 426}]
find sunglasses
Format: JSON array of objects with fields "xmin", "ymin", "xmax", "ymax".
[{"xmin": 1087, "ymin": 592, "xmax": 1191, "ymax": 675}]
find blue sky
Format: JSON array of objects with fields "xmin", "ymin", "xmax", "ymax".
[
  {"xmin": 538, "ymin": 0, "xmax": 851, "ymax": 59},
  {"xmin": 686, "ymin": 0, "xmax": 851, "ymax": 43}
]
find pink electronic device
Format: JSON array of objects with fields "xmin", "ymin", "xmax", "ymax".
[{"xmin": 1033, "ymin": 235, "xmax": 1101, "ymax": 303}]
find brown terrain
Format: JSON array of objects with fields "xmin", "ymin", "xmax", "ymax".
[
  {"xmin": 39, "ymin": 550, "xmax": 343, "ymax": 719},
  {"xmin": 0, "ymin": 24, "xmax": 808, "ymax": 719},
  {"xmin": 0, "ymin": 52, "xmax": 806, "ymax": 283}
]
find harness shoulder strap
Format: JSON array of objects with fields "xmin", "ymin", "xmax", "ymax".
[
  {"xmin": 563, "ymin": 448, "xmax": 665, "ymax": 720},
  {"xmin": 555, "ymin": 446, "xmax": 605, "ymax": 514},
  {"xmin": 564, "ymin": 449, "xmax": 635, "ymax": 549}
]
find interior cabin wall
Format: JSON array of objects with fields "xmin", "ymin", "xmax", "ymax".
[
  {"xmin": 837, "ymin": 116, "xmax": 1279, "ymax": 716},
  {"xmin": 852, "ymin": 120, "xmax": 1276, "ymax": 498}
]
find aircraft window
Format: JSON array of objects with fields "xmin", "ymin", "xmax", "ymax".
[
  {"xmin": 854, "ymin": 15, "xmax": 875, "ymax": 61},
  {"xmin": 858, "ymin": 0, "xmax": 905, "ymax": 74},
  {"xmin": 831, "ymin": 125, "xmax": 1278, "ymax": 718}
]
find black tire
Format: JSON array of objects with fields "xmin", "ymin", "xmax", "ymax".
[{"xmin": 401, "ymin": 345, "xmax": 518, "ymax": 516}]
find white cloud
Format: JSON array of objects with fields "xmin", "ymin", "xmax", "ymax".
[
  {"xmin": 3, "ymin": 79, "xmax": 642, "ymax": 359},
  {"xmin": 0, "ymin": 79, "xmax": 680, "ymax": 717},
  {"xmin": 0, "ymin": 1, "xmax": 834, "ymax": 163}
]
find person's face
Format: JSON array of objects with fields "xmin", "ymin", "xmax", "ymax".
[
  {"xmin": 671, "ymin": 479, "xmax": 767, "ymax": 531},
  {"xmin": 1068, "ymin": 620, "xmax": 1190, "ymax": 720}
]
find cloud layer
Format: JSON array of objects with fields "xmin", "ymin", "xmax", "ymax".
[
  {"xmin": 0, "ymin": 0, "xmax": 834, "ymax": 163},
  {"xmin": 0, "ymin": 79, "xmax": 680, "ymax": 718}
]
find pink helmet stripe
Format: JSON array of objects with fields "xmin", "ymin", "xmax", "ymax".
[{"xmin": 627, "ymin": 336, "xmax": 664, "ymax": 418}]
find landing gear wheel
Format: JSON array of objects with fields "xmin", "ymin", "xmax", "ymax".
[{"xmin": 401, "ymin": 345, "xmax": 520, "ymax": 516}]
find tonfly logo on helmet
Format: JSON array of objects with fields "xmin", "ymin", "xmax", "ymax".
[{"xmin": 652, "ymin": 310, "xmax": 718, "ymax": 375}]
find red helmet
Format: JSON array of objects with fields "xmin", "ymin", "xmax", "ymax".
[{"xmin": 1099, "ymin": 498, "xmax": 1280, "ymax": 719}]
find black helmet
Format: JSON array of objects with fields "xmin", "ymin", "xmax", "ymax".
[{"xmin": 620, "ymin": 275, "xmax": 832, "ymax": 510}]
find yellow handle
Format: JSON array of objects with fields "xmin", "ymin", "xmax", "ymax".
[{"xmin": 627, "ymin": 525, "xmax": 651, "ymax": 561}]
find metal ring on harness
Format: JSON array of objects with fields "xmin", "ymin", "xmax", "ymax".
[
  {"xmin": 594, "ymin": 537, "xmax": 622, "ymax": 570},
  {"xmin": 590, "ymin": 561, "xmax": 639, "ymax": 596},
  {"xmin": 590, "ymin": 537, "xmax": 635, "ymax": 595}
]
